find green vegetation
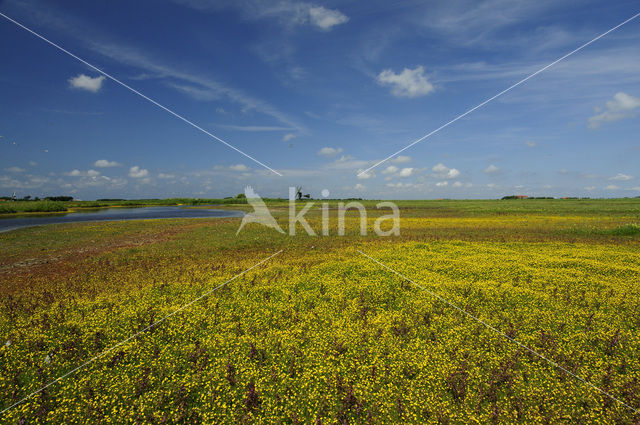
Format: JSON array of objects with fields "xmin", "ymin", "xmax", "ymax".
[
  {"xmin": 0, "ymin": 197, "xmax": 252, "ymax": 215},
  {"xmin": 564, "ymin": 222, "xmax": 640, "ymax": 237},
  {"xmin": 0, "ymin": 200, "xmax": 67, "ymax": 214},
  {"xmin": 0, "ymin": 199, "xmax": 639, "ymax": 423},
  {"xmin": 3, "ymin": 196, "xmax": 640, "ymax": 216}
]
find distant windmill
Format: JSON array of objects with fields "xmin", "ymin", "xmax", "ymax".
[{"xmin": 294, "ymin": 186, "xmax": 311, "ymax": 200}]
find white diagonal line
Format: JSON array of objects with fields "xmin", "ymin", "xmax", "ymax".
[
  {"xmin": 0, "ymin": 12, "xmax": 283, "ymax": 177},
  {"xmin": 357, "ymin": 249, "xmax": 638, "ymax": 414},
  {"xmin": 358, "ymin": 11, "xmax": 640, "ymax": 176},
  {"xmin": 0, "ymin": 249, "xmax": 283, "ymax": 416}
]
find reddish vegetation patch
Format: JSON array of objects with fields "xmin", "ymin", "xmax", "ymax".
[{"xmin": 0, "ymin": 221, "xmax": 213, "ymax": 296}]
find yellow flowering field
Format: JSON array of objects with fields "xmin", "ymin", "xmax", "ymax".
[{"xmin": 1, "ymin": 200, "xmax": 639, "ymax": 423}]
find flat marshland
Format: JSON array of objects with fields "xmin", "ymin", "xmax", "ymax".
[{"xmin": 1, "ymin": 199, "xmax": 639, "ymax": 423}]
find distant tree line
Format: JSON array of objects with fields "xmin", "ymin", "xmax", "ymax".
[
  {"xmin": 45, "ymin": 196, "xmax": 74, "ymax": 201},
  {"xmin": 0, "ymin": 195, "xmax": 73, "ymax": 201},
  {"xmin": 501, "ymin": 196, "xmax": 555, "ymax": 200},
  {"xmin": 501, "ymin": 195, "xmax": 592, "ymax": 200}
]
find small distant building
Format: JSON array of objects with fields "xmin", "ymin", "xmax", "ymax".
[{"xmin": 516, "ymin": 195, "xmax": 528, "ymax": 199}]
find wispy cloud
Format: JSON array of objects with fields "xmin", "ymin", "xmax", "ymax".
[
  {"xmin": 15, "ymin": 3, "xmax": 305, "ymax": 132},
  {"xmin": 217, "ymin": 124, "xmax": 294, "ymax": 132},
  {"xmin": 167, "ymin": 83, "xmax": 222, "ymax": 101},
  {"xmin": 88, "ymin": 39, "xmax": 305, "ymax": 131},
  {"xmin": 171, "ymin": 0, "xmax": 349, "ymax": 31},
  {"xmin": 44, "ymin": 108, "xmax": 104, "ymax": 115},
  {"xmin": 609, "ymin": 173, "xmax": 634, "ymax": 181},
  {"xmin": 211, "ymin": 164, "xmax": 250, "ymax": 172},
  {"xmin": 308, "ymin": 6, "xmax": 349, "ymax": 30},
  {"xmin": 410, "ymin": 0, "xmax": 566, "ymax": 48}
]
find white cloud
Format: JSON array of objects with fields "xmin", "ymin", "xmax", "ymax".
[
  {"xmin": 4, "ymin": 166, "xmax": 25, "ymax": 173},
  {"xmin": 386, "ymin": 182, "xmax": 420, "ymax": 189},
  {"xmin": 525, "ymin": 140, "xmax": 536, "ymax": 148},
  {"xmin": 382, "ymin": 166, "xmax": 398, "ymax": 175},
  {"xmin": 377, "ymin": 66, "xmax": 434, "ymax": 98},
  {"xmin": 609, "ymin": 173, "xmax": 633, "ymax": 181},
  {"xmin": 432, "ymin": 163, "xmax": 460, "ymax": 179},
  {"xmin": 158, "ymin": 173, "xmax": 176, "ymax": 179},
  {"xmin": 94, "ymin": 159, "xmax": 122, "ymax": 168},
  {"xmin": 483, "ymin": 164, "xmax": 501, "ymax": 175},
  {"xmin": 321, "ymin": 156, "xmax": 375, "ymax": 178},
  {"xmin": 584, "ymin": 186, "xmax": 596, "ymax": 191},
  {"xmin": 391, "ymin": 155, "xmax": 411, "ymax": 163},
  {"xmin": 357, "ymin": 169, "xmax": 375, "ymax": 180},
  {"xmin": 68, "ymin": 74, "xmax": 106, "ymax": 92},
  {"xmin": 398, "ymin": 167, "xmax": 414, "ymax": 178},
  {"xmin": 452, "ymin": 181, "xmax": 463, "ymax": 188},
  {"xmin": 308, "ymin": 6, "xmax": 349, "ymax": 30},
  {"xmin": 354, "ymin": 183, "xmax": 365, "ymax": 191},
  {"xmin": 48, "ymin": 14, "xmax": 304, "ymax": 131},
  {"xmin": 317, "ymin": 147, "xmax": 343, "ymax": 157},
  {"xmin": 129, "ymin": 166, "xmax": 149, "ymax": 178},
  {"xmin": 588, "ymin": 92, "xmax": 640, "ymax": 129},
  {"xmin": 436, "ymin": 181, "xmax": 448, "ymax": 187},
  {"xmin": 0, "ymin": 174, "xmax": 52, "ymax": 189},
  {"xmin": 29, "ymin": 161, "xmax": 37, "ymax": 167},
  {"xmin": 283, "ymin": 133, "xmax": 296, "ymax": 142},
  {"xmin": 605, "ymin": 184, "xmax": 619, "ymax": 190},
  {"xmin": 63, "ymin": 169, "xmax": 100, "ymax": 177},
  {"xmin": 228, "ymin": 164, "xmax": 249, "ymax": 172}
]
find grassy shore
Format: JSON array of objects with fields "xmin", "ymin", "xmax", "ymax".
[
  {"xmin": 2, "ymin": 196, "xmax": 640, "ymax": 216},
  {"xmin": 1, "ymin": 199, "xmax": 639, "ymax": 423},
  {"xmin": 0, "ymin": 198, "xmax": 253, "ymax": 215}
]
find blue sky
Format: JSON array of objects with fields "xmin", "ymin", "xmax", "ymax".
[{"xmin": 1, "ymin": 0, "xmax": 639, "ymax": 199}]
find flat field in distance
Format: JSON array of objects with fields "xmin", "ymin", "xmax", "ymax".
[{"xmin": 1, "ymin": 198, "xmax": 639, "ymax": 423}]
